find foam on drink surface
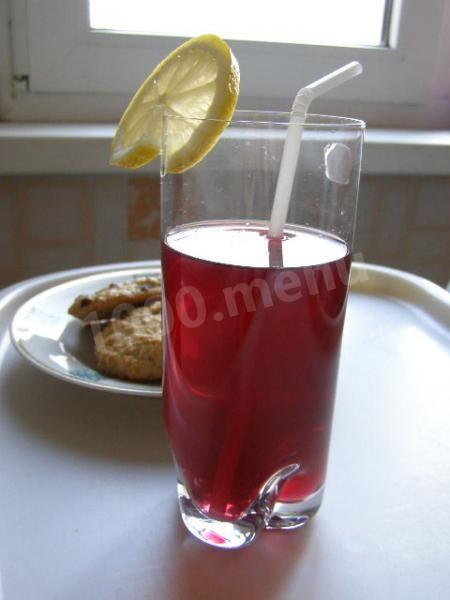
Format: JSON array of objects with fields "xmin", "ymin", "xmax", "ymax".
[{"xmin": 166, "ymin": 220, "xmax": 348, "ymax": 268}]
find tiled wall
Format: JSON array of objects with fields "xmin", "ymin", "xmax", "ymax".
[{"xmin": 0, "ymin": 174, "xmax": 449, "ymax": 289}]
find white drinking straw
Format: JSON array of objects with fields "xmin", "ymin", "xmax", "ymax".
[{"xmin": 268, "ymin": 61, "xmax": 363, "ymax": 239}]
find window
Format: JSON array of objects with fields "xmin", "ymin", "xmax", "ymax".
[
  {"xmin": 2, "ymin": 0, "xmax": 450, "ymax": 126},
  {"xmin": 89, "ymin": 0, "xmax": 390, "ymax": 48}
]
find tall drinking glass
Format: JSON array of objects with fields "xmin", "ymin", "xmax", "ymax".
[{"xmin": 161, "ymin": 111, "xmax": 364, "ymax": 548}]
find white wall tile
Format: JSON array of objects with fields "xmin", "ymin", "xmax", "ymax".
[
  {"xmin": 357, "ymin": 176, "xmax": 379, "ymax": 231},
  {"xmin": 414, "ymin": 263, "xmax": 449, "ymax": 286},
  {"xmin": 406, "ymin": 231, "xmax": 449, "ymax": 260},
  {"xmin": 415, "ymin": 179, "xmax": 450, "ymax": 228},
  {"xmin": 18, "ymin": 177, "xmax": 89, "ymax": 242},
  {"xmin": 126, "ymin": 240, "xmax": 160, "ymax": 262},
  {"xmin": 127, "ymin": 176, "xmax": 160, "ymax": 241},
  {"xmin": 0, "ymin": 179, "xmax": 16, "ymax": 270},
  {"xmin": 24, "ymin": 246, "xmax": 90, "ymax": 277},
  {"xmin": 373, "ymin": 180, "xmax": 414, "ymax": 256},
  {"xmin": 1, "ymin": 174, "xmax": 449, "ymax": 289},
  {"xmin": 92, "ymin": 176, "xmax": 128, "ymax": 263}
]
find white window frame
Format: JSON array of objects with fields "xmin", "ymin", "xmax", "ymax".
[{"xmin": 1, "ymin": 0, "xmax": 449, "ymax": 126}]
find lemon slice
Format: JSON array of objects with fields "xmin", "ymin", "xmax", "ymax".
[{"xmin": 110, "ymin": 34, "xmax": 240, "ymax": 173}]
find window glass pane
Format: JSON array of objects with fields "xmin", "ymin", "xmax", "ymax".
[{"xmin": 89, "ymin": 0, "xmax": 388, "ymax": 47}]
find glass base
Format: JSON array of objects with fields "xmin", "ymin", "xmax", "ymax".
[
  {"xmin": 177, "ymin": 481, "xmax": 262, "ymax": 549},
  {"xmin": 267, "ymin": 485, "xmax": 324, "ymax": 530},
  {"xmin": 176, "ymin": 464, "xmax": 324, "ymax": 549}
]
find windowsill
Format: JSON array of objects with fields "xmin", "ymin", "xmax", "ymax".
[{"xmin": 0, "ymin": 123, "xmax": 449, "ymax": 176}]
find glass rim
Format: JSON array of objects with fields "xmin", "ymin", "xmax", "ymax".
[{"xmin": 163, "ymin": 109, "xmax": 366, "ymax": 129}]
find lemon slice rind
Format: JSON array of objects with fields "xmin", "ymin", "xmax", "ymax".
[{"xmin": 110, "ymin": 34, "xmax": 240, "ymax": 173}]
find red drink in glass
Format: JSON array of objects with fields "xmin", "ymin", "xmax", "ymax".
[{"xmin": 162, "ymin": 220, "xmax": 350, "ymax": 522}]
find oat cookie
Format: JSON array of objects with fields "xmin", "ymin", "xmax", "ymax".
[
  {"xmin": 94, "ymin": 305, "xmax": 162, "ymax": 382},
  {"xmin": 68, "ymin": 277, "xmax": 161, "ymax": 321}
]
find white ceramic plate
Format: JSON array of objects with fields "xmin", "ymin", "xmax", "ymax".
[{"xmin": 10, "ymin": 264, "xmax": 163, "ymax": 397}]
